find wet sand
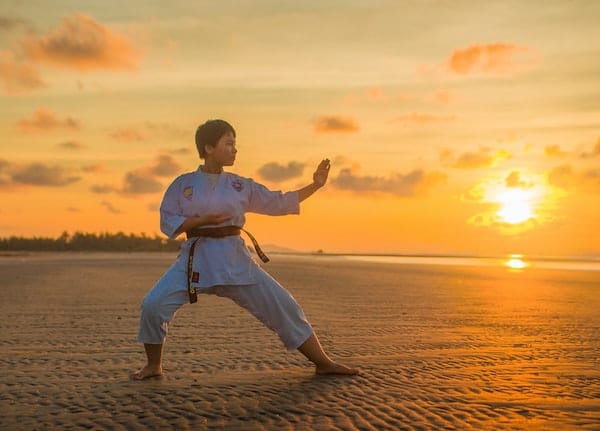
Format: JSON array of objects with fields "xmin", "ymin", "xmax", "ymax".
[{"xmin": 1, "ymin": 252, "xmax": 599, "ymax": 430}]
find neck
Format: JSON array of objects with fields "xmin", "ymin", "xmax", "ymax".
[{"xmin": 201, "ymin": 160, "xmax": 223, "ymax": 174}]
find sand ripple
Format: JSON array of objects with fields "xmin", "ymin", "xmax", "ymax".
[{"xmin": 1, "ymin": 253, "xmax": 599, "ymax": 430}]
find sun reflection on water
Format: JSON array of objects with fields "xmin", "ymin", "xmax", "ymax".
[{"xmin": 504, "ymin": 254, "xmax": 529, "ymax": 270}]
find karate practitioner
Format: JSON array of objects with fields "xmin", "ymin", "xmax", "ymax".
[{"xmin": 131, "ymin": 119, "xmax": 359, "ymax": 379}]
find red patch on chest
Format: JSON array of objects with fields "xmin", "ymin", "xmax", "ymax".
[{"xmin": 231, "ymin": 179, "xmax": 243, "ymax": 192}]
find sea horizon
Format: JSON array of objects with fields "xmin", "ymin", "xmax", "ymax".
[{"xmin": 269, "ymin": 250, "xmax": 600, "ymax": 272}]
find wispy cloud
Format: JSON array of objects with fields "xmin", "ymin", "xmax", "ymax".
[
  {"xmin": 547, "ymin": 164, "xmax": 600, "ymax": 193},
  {"xmin": 505, "ymin": 171, "xmax": 532, "ymax": 188},
  {"xmin": 90, "ymin": 184, "xmax": 117, "ymax": 194},
  {"xmin": 313, "ymin": 115, "xmax": 359, "ymax": 133},
  {"xmin": 581, "ymin": 138, "xmax": 600, "ymax": 159},
  {"xmin": 122, "ymin": 170, "xmax": 162, "ymax": 194},
  {"xmin": 0, "ymin": 50, "xmax": 45, "ymax": 94},
  {"xmin": 544, "ymin": 145, "xmax": 567, "ymax": 157},
  {"xmin": 8, "ymin": 162, "xmax": 80, "ymax": 187},
  {"xmin": 447, "ymin": 42, "xmax": 539, "ymax": 76},
  {"xmin": 442, "ymin": 147, "xmax": 511, "ymax": 169},
  {"xmin": 21, "ymin": 13, "xmax": 140, "ymax": 71},
  {"xmin": 391, "ymin": 112, "xmax": 455, "ymax": 126},
  {"xmin": 101, "ymin": 201, "xmax": 121, "ymax": 214},
  {"xmin": 331, "ymin": 167, "xmax": 446, "ymax": 197},
  {"xmin": 16, "ymin": 107, "xmax": 80, "ymax": 133},
  {"xmin": 257, "ymin": 161, "xmax": 305, "ymax": 182},
  {"xmin": 57, "ymin": 140, "xmax": 85, "ymax": 150},
  {"xmin": 148, "ymin": 154, "xmax": 181, "ymax": 177},
  {"xmin": 0, "ymin": 16, "xmax": 33, "ymax": 32},
  {"xmin": 110, "ymin": 126, "xmax": 145, "ymax": 142}
]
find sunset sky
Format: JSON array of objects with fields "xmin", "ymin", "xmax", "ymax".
[{"xmin": 1, "ymin": 1, "xmax": 599, "ymax": 258}]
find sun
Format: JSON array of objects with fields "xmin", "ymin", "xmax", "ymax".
[{"xmin": 494, "ymin": 188, "xmax": 536, "ymax": 224}]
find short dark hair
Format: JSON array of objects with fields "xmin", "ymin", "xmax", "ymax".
[{"xmin": 195, "ymin": 119, "xmax": 236, "ymax": 158}]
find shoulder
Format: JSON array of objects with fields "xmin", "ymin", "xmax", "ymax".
[{"xmin": 169, "ymin": 171, "xmax": 197, "ymax": 186}]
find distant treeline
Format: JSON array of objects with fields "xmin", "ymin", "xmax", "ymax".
[{"xmin": 0, "ymin": 231, "xmax": 182, "ymax": 252}]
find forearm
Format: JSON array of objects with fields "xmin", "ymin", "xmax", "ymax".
[
  {"xmin": 173, "ymin": 215, "xmax": 216, "ymax": 237},
  {"xmin": 296, "ymin": 182, "xmax": 322, "ymax": 203}
]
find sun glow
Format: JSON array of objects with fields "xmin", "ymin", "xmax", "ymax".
[
  {"xmin": 494, "ymin": 189, "xmax": 536, "ymax": 224},
  {"xmin": 504, "ymin": 254, "xmax": 529, "ymax": 270}
]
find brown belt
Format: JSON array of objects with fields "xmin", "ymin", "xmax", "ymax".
[{"xmin": 185, "ymin": 226, "xmax": 270, "ymax": 304}]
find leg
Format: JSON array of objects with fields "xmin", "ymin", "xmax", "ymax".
[
  {"xmin": 213, "ymin": 267, "xmax": 359, "ymax": 375},
  {"xmin": 130, "ymin": 343, "xmax": 164, "ymax": 380},
  {"xmin": 131, "ymin": 261, "xmax": 188, "ymax": 380},
  {"xmin": 298, "ymin": 332, "xmax": 360, "ymax": 375}
]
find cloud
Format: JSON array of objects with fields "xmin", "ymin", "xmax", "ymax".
[
  {"xmin": 544, "ymin": 145, "xmax": 567, "ymax": 157},
  {"xmin": 392, "ymin": 112, "xmax": 455, "ymax": 125},
  {"xmin": 101, "ymin": 201, "xmax": 121, "ymax": 214},
  {"xmin": 91, "ymin": 184, "xmax": 118, "ymax": 194},
  {"xmin": 547, "ymin": 164, "xmax": 600, "ymax": 193},
  {"xmin": 148, "ymin": 154, "xmax": 181, "ymax": 177},
  {"xmin": 581, "ymin": 138, "xmax": 600, "ymax": 159},
  {"xmin": 10, "ymin": 162, "xmax": 80, "ymax": 186},
  {"xmin": 21, "ymin": 13, "xmax": 140, "ymax": 71},
  {"xmin": 122, "ymin": 170, "xmax": 162, "ymax": 194},
  {"xmin": 505, "ymin": 171, "xmax": 531, "ymax": 188},
  {"xmin": 447, "ymin": 43, "xmax": 538, "ymax": 76},
  {"xmin": 57, "ymin": 140, "xmax": 85, "ymax": 150},
  {"xmin": 331, "ymin": 167, "xmax": 446, "ymax": 197},
  {"xmin": 110, "ymin": 126, "xmax": 145, "ymax": 142},
  {"xmin": 313, "ymin": 115, "xmax": 359, "ymax": 133},
  {"xmin": 0, "ymin": 16, "xmax": 32, "ymax": 32},
  {"xmin": 431, "ymin": 89, "xmax": 457, "ymax": 104},
  {"xmin": 547, "ymin": 164, "xmax": 574, "ymax": 189},
  {"xmin": 0, "ymin": 50, "xmax": 45, "ymax": 94},
  {"xmin": 81, "ymin": 163, "xmax": 104, "ymax": 173},
  {"xmin": 145, "ymin": 121, "xmax": 188, "ymax": 138},
  {"xmin": 16, "ymin": 107, "xmax": 80, "ymax": 133},
  {"xmin": 444, "ymin": 147, "xmax": 511, "ymax": 169},
  {"xmin": 257, "ymin": 161, "xmax": 305, "ymax": 182}
]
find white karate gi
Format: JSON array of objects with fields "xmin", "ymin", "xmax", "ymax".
[{"xmin": 137, "ymin": 168, "xmax": 313, "ymax": 350}]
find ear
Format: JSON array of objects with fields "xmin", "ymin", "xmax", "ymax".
[{"xmin": 204, "ymin": 143, "xmax": 215, "ymax": 156}]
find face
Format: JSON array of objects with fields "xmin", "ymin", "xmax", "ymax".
[{"xmin": 206, "ymin": 131, "xmax": 237, "ymax": 166}]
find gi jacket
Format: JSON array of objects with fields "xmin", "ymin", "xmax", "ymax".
[{"xmin": 160, "ymin": 167, "xmax": 300, "ymax": 289}]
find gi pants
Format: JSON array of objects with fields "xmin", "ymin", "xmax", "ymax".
[{"xmin": 136, "ymin": 259, "xmax": 313, "ymax": 350}]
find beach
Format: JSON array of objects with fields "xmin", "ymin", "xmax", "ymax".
[{"xmin": 1, "ymin": 252, "xmax": 599, "ymax": 430}]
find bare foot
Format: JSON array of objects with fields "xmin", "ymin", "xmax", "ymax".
[
  {"xmin": 129, "ymin": 365, "xmax": 163, "ymax": 380},
  {"xmin": 315, "ymin": 362, "xmax": 360, "ymax": 375}
]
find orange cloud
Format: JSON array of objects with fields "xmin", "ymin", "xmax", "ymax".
[
  {"xmin": 447, "ymin": 43, "xmax": 538, "ymax": 76},
  {"xmin": 505, "ymin": 171, "xmax": 532, "ymax": 188},
  {"xmin": 331, "ymin": 167, "xmax": 446, "ymax": 197},
  {"xmin": 122, "ymin": 170, "xmax": 162, "ymax": 194},
  {"xmin": 57, "ymin": 140, "xmax": 85, "ymax": 150},
  {"xmin": 446, "ymin": 147, "xmax": 511, "ymax": 169},
  {"xmin": 544, "ymin": 145, "xmax": 567, "ymax": 157},
  {"xmin": 21, "ymin": 14, "xmax": 140, "ymax": 71},
  {"xmin": 148, "ymin": 154, "xmax": 181, "ymax": 177},
  {"xmin": 16, "ymin": 107, "xmax": 81, "ymax": 133},
  {"xmin": 110, "ymin": 126, "xmax": 145, "ymax": 142},
  {"xmin": 581, "ymin": 138, "xmax": 600, "ymax": 158},
  {"xmin": 0, "ymin": 50, "xmax": 45, "ymax": 94},
  {"xmin": 392, "ymin": 112, "xmax": 455, "ymax": 125},
  {"xmin": 547, "ymin": 164, "xmax": 600, "ymax": 193},
  {"xmin": 313, "ymin": 115, "xmax": 359, "ymax": 133}
]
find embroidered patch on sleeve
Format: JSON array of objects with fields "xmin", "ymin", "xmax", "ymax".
[
  {"xmin": 231, "ymin": 179, "xmax": 243, "ymax": 192},
  {"xmin": 183, "ymin": 186, "xmax": 193, "ymax": 200}
]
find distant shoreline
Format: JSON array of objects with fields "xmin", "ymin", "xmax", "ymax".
[{"xmin": 2, "ymin": 250, "xmax": 599, "ymax": 272}]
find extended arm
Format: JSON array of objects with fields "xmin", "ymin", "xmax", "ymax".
[{"xmin": 296, "ymin": 159, "xmax": 330, "ymax": 203}]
